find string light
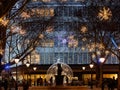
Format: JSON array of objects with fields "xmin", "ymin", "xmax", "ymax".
[{"xmin": 98, "ymin": 7, "xmax": 112, "ymax": 21}]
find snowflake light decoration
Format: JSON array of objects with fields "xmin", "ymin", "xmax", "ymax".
[
  {"xmin": 0, "ymin": 17, "xmax": 9, "ymax": 26},
  {"xmin": 21, "ymin": 11, "xmax": 30, "ymax": 19},
  {"xmin": 98, "ymin": 7, "xmax": 112, "ymax": 21},
  {"xmin": 80, "ymin": 26, "xmax": 88, "ymax": 33}
]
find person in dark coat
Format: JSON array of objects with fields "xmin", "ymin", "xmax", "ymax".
[
  {"xmin": 23, "ymin": 79, "xmax": 29, "ymax": 90},
  {"xmin": 2, "ymin": 77, "xmax": 8, "ymax": 90},
  {"xmin": 107, "ymin": 78, "xmax": 115, "ymax": 90},
  {"xmin": 9, "ymin": 77, "xmax": 16, "ymax": 90}
]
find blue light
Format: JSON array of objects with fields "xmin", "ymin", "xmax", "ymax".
[{"xmin": 5, "ymin": 65, "xmax": 10, "ymax": 70}]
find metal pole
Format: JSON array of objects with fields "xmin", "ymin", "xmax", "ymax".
[
  {"xmin": 100, "ymin": 64, "xmax": 104, "ymax": 90},
  {"xmin": 34, "ymin": 74, "xmax": 36, "ymax": 86},
  {"xmin": 15, "ymin": 64, "xmax": 18, "ymax": 90},
  {"xmin": 102, "ymin": 65, "xmax": 104, "ymax": 90},
  {"xmin": 91, "ymin": 68, "xmax": 93, "ymax": 89},
  {"xmin": 118, "ymin": 61, "xmax": 120, "ymax": 90},
  {"xmin": 27, "ymin": 73, "xmax": 28, "ymax": 81}
]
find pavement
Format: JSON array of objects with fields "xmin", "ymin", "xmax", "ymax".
[{"xmin": 86, "ymin": 86, "xmax": 117, "ymax": 90}]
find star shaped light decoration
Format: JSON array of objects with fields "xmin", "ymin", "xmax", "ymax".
[
  {"xmin": 0, "ymin": 17, "xmax": 9, "ymax": 26},
  {"xmin": 46, "ymin": 26, "xmax": 53, "ymax": 33},
  {"xmin": 68, "ymin": 35, "xmax": 78, "ymax": 48},
  {"xmin": 80, "ymin": 25, "xmax": 88, "ymax": 33},
  {"xmin": 98, "ymin": 7, "xmax": 112, "ymax": 21},
  {"xmin": 20, "ymin": 11, "xmax": 31, "ymax": 19}
]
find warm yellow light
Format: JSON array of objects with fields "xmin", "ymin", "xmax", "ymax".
[
  {"xmin": 118, "ymin": 45, "xmax": 120, "ymax": 50},
  {"xmin": 68, "ymin": 35, "xmax": 74, "ymax": 40},
  {"xmin": 99, "ymin": 57, "xmax": 105, "ymax": 63},
  {"xmin": 0, "ymin": 49, "xmax": 4, "ymax": 55},
  {"xmin": 33, "ymin": 0, "xmax": 37, "ymax": 1},
  {"xmin": 99, "ymin": 43, "xmax": 105, "ymax": 50},
  {"xmin": 42, "ymin": 0, "xmax": 51, "ymax": 2},
  {"xmin": 96, "ymin": 51, "xmax": 101, "ymax": 55},
  {"xmin": 26, "ymin": 62, "xmax": 30, "ymax": 67},
  {"xmin": 21, "ymin": 12, "xmax": 30, "ymax": 19},
  {"xmin": 0, "ymin": 17, "xmax": 9, "ymax": 26},
  {"xmin": 31, "ymin": 8, "xmax": 54, "ymax": 17},
  {"xmin": 98, "ymin": 7, "xmax": 112, "ymax": 21},
  {"xmin": 75, "ymin": 0, "xmax": 85, "ymax": 2},
  {"xmin": 19, "ymin": 30, "xmax": 26, "ymax": 35},
  {"xmin": 82, "ymin": 37, "xmax": 87, "ymax": 41},
  {"xmin": 105, "ymin": 50, "xmax": 109, "ymax": 55},
  {"xmin": 81, "ymin": 26, "xmax": 88, "ymax": 33},
  {"xmin": 14, "ymin": 58, "xmax": 19, "ymax": 64},
  {"xmin": 46, "ymin": 26, "xmax": 53, "ymax": 33},
  {"xmin": 39, "ymin": 34, "xmax": 44, "ymax": 39},
  {"xmin": 81, "ymin": 46, "xmax": 85, "ymax": 51},
  {"xmin": 89, "ymin": 63, "xmax": 94, "ymax": 68},
  {"xmin": 82, "ymin": 67, "xmax": 86, "ymax": 70},
  {"xmin": 92, "ymin": 54, "xmax": 96, "ymax": 59},
  {"xmin": 33, "ymin": 67, "xmax": 37, "ymax": 71}
]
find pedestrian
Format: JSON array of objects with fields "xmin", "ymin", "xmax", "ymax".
[
  {"xmin": 2, "ymin": 77, "xmax": 8, "ymax": 90},
  {"xmin": 44, "ymin": 79, "xmax": 47, "ymax": 86},
  {"xmin": 65, "ymin": 76, "xmax": 69, "ymax": 85},
  {"xmin": 50, "ymin": 77, "xmax": 53, "ymax": 85},
  {"xmin": 23, "ymin": 79, "xmax": 29, "ymax": 90},
  {"xmin": 9, "ymin": 77, "xmax": 16, "ymax": 90}
]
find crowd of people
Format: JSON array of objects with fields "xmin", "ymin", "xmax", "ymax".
[
  {"xmin": 87, "ymin": 76, "xmax": 117, "ymax": 90},
  {"xmin": 36, "ymin": 76, "xmax": 48, "ymax": 86},
  {"xmin": 0, "ymin": 76, "xmax": 30, "ymax": 90},
  {"xmin": 0, "ymin": 76, "xmax": 53, "ymax": 90},
  {"xmin": 102, "ymin": 77, "xmax": 117, "ymax": 90},
  {"xmin": 0, "ymin": 75, "xmax": 118, "ymax": 90}
]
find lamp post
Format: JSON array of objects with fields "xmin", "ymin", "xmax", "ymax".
[
  {"xmin": 33, "ymin": 67, "xmax": 37, "ymax": 86},
  {"xmin": 26, "ymin": 62, "xmax": 30, "ymax": 81},
  {"xmin": 89, "ymin": 63, "xmax": 94, "ymax": 89},
  {"xmin": 14, "ymin": 58, "xmax": 19, "ymax": 90},
  {"xmin": 99, "ymin": 57, "xmax": 105, "ymax": 90},
  {"xmin": 82, "ymin": 66, "xmax": 85, "ymax": 85},
  {"xmin": 82, "ymin": 66, "xmax": 86, "ymax": 70},
  {"xmin": 26, "ymin": 62, "xmax": 30, "ymax": 67}
]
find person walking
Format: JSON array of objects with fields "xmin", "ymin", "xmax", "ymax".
[
  {"xmin": 23, "ymin": 79, "xmax": 29, "ymax": 90},
  {"xmin": 3, "ymin": 77, "xmax": 8, "ymax": 90},
  {"xmin": 9, "ymin": 77, "xmax": 16, "ymax": 90}
]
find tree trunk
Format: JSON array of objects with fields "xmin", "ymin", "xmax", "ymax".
[
  {"xmin": 96, "ymin": 64, "xmax": 100, "ymax": 79},
  {"xmin": 0, "ymin": 25, "xmax": 7, "ymax": 73},
  {"xmin": 95, "ymin": 64, "xmax": 100, "ymax": 87},
  {"xmin": 118, "ymin": 61, "xmax": 120, "ymax": 90},
  {"xmin": 0, "ymin": 25, "xmax": 7, "ymax": 52}
]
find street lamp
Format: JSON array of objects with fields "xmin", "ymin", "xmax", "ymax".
[
  {"xmin": 26, "ymin": 62, "xmax": 30, "ymax": 81},
  {"xmin": 99, "ymin": 57, "xmax": 105, "ymax": 90},
  {"xmin": 82, "ymin": 66, "xmax": 86, "ymax": 70},
  {"xmin": 14, "ymin": 58, "xmax": 19, "ymax": 90},
  {"xmin": 26, "ymin": 62, "xmax": 30, "ymax": 67},
  {"xmin": 82, "ymin": 66, "xmax": 86, "ymax": 85},
  {"xmin": 33, "ymin": 67, "xmax": 37, "ymax": 71},
  {"xmin": 33, "ymin": 67, "xmax": 37, "ymax": 86},
  {"xmin": 99, "ymin": 57, "xmax": 105, "ymax": 63},
  {"xmin": 89, "ymin": 63, "xmax": 94, "ymax": 89}
]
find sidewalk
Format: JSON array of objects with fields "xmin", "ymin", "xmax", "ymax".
[{"xmin": 87, "ymin": 86, "xmax": 117, "ymax": 90}]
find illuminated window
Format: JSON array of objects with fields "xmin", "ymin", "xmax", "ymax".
[
  {"xmin": 61, "ymin": 0, "xmax": 67, "ymax": 2},
  {"xmin": 68, "ymin": 35, "xmax": 78, "ymax": 48},
  {"xmin": 41, "ymin": 40, "xmax": 54, "ymax": 47},
  {"xmin": 49, "ymin": 8, "xmax": 54, "ymax": 16},
  {"xmin": 42, "ymin": 0, "xmax": 51, "ymax": 2},
  {"xmin": 32, "ymin": 0, "xmax": 38, "ymax": 2},
  {"xmin": 31, "ymin": 8, "xmax": 54, "ymax": 17},
  {"xmin": 46, "ymin": 26, "xmax": 54, "ymax": 33},
  {"xmin": 75, "ymin": 0, "xmax": 85, "ymax": 2}
]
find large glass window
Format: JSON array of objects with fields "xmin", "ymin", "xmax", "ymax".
[{"xmin": 30, "ymin": 8, "xmax": 54, "ymax": 17}]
